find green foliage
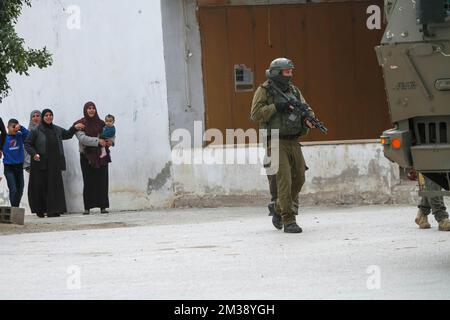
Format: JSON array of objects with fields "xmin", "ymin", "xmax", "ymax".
[{"xmin": 0, "ymin": 0, "xmax": 52, "ymax": 102}]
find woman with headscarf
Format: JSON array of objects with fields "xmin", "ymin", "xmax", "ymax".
[
  {"xmin": 74, "ymin": 102, "xmax": 113, "ymax": 215},
  {"xmin": 24, "ymin": 109, "xmax": 85, "ymax": 218},
  {"xmin": 23, "ymin": 110, "xmax": 41, "ymax": 172}
]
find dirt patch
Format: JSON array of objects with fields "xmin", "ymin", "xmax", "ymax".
[
  {"xmin": 173, "ymin": 194, "xmax": 268, "ymax": 208},
  {"xmin": 0, "ymin": 221, "xmax": 136, "ymax": 236},
  {"xmin": 172, "ymin": 192, "xmax": 396, "ymax": 208}
]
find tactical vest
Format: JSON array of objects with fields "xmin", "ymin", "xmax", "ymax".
[{"xmin": 261, "ymin": 82, "xmax": 308, "ymax": 137}]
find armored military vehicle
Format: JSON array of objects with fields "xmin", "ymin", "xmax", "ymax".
[{"xmin": 376, "ymin": 0, "xmax": 450, "ymax": 196}]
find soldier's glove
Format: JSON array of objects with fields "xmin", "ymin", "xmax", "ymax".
[{"xmin": 275, "ymin": 101, "xmax": 291, "ymax": 113}]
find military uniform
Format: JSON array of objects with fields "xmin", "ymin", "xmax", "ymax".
[
  {"xmin": 251, "ymin": 77, "xmax": 312, "ymax": 231},
  {"xmin": 415, "ymin": 175, "xmax": 450, "ymax": 231}
]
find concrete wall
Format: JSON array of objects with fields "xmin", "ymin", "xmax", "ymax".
[
  {"xmin": 172, "ymin": 142, "xmax": 402, "ymax": 207},
  {"xmin": 198, "ymin": 0, "xmax": 307, "ymax": 5},
  {"xmin": 0, "ymin": 0, "xmax": 174, "ymax": 212},
  {"xmin": 0, "ymin": 0, "xmax": 407, "ymax": 213},
  {"xmin": 161, "ymin": 0, "xmax": 205, "ymax": 146},
  {"xmin": 197, "ymin": 0, "xmax": 374, "ymax": 4},
  {"xmin": 156, "ymin": 0, "xmax": 404, "ymax": 208}
]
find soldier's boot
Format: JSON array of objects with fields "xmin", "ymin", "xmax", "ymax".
[
  {"xmin": 415, "ymin": 210, "xmax": 431, "ymax": 229},
  {"xmin": 438, "ymin": 218, "xmax": 450, "ymax": 231},
  {"xmin": 268, "ymin": 202, "xmax": 276, "ymax": 216},
  {"xmin": 284, "ymin": 222, "xmax": 302, "ymax": 234},
  {"xmin": 272, "ymin": 213, "xmax": 283, "ymax": 230}
]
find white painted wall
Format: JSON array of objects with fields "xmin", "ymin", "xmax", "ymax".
[
  {"xmin": 0, "ymin": 0, "xmax": 174, "ymax": 212},
  {"xmin": 161, "ymin": 0, "xmax": 206, "ymax": 146},
  {"xmin": 0, "ymin": 0, "xmax": 404, "ymax": 213},
  {"xmin": 172, "ymin": 142, "xmax": 401, "ymax": 205}
]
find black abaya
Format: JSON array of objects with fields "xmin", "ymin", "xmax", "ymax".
[
  {"xmin": 28, "ymin": 126, "xmax": 67, "ymax": 216},
  {"xmin": 80, "ymin": 154, "xmax": 109, "ymax": 210},
  {"xmin": 0, "ymin": 117, "xmax": 7, "ymax": 150}
]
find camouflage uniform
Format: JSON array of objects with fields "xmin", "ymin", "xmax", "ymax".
[
  {"xmin": 418, "ymin": 176, "xmax": 449, "ymax": 222},
  {"xmin": 251, "ymin": 80, "xmax": 311, "ymax": 228}
]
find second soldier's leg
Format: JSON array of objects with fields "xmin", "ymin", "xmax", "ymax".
[
  {"xmin": 418, "ymin": 195, "xmax": 432, "ymax": 215},
  {"xmin": 424, "ymin": 177, "xmax": 450, "ymax": 231},
  {"xmin": 429, "ymin": 196, "xmax": 447, "ymax": 222},
  {"xmin": 416, "ymin": 196, "xmax": 432, "ymax": 229},
  {"xmin": 426, "ymin": 178, "xmax": 448, "ymax": 222},
  {"xmin": 430, "ymin": 196, "xmax": 450, "ymax": 231},
  {"xmin": 416, "ymin": 176, "xmax": 432, "ymax": 229}
]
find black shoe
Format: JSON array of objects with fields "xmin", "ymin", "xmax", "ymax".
[
  {"xmin": 268, "ymin": 202, "xmax": 276, "ymax": 216},
  {"xmin": 272, "ymin": 214, "xmax": 283, "ymax": 230},
  {"xmin": 47, "ymin": 213, "xmax": 60, "ymax": 218},
  {"xmin": 36, "ymin": 213, "xmax": 45, "ymax": 218},
  {"xmin": 101, "ymin": 209, "xmax": 109, "ymax": 214},
  {"xmin": 83, "ymin": 209, "xmax": 90, "ymax": 215},
  {"xmin": 284, "ymin": 222, "xmax": 302, "ymax": 233}
]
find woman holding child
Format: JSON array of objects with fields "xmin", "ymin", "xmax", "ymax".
[{"xmin": 74, "ymin": 101, "xmax": 114, "ymax": 215}]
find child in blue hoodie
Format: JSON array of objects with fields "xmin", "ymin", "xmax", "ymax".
[{"xmin": 2, "ymin": 119, "xmax": 29, "ymax": 207}]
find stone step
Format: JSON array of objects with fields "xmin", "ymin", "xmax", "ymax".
[
  {"xmin": 391, "ymin": 180, "xmax": 420, "ymax": 205},
  {"xmin": 0, "ymin": 206, "xmax": 25, "ymax": 225}
]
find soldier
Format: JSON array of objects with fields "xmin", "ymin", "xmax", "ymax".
[
  {"xmin": 267, "ymin": 167, "xmax": 299, "ymax": 217},
  {"xmin": 251, "ymin": 58, "xmax": 314, "ymax": 233},
  {"xmin": 415, "ymin": 174, "xmax": 450, "ymax": 231}
]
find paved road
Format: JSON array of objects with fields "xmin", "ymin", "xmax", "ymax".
[{"xmin": 0, "ymin": 205, "xmax": 449, "ymax": 300}]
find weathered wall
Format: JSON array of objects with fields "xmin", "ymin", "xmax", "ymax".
[
  {"xmin": 0, "ymin": 0, "xmax": 410, "ymax": 213},
  {"xmin": 172, "ymin": 142, "xmax": 402, "ymax": 207},
  {"xmin": 161, "ymin": 0, "xmax": 206, "ymax": 146},
  {"xmin": 0, "ymin": 0, "xmax": 174, "ymax": 212},
  {"xmin": 197, "ymin": 0, "xmax": 374, "ymax": 5}
]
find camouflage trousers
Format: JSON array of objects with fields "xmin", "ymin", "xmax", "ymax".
[
  {"xmin": 418, "ymin": 176, "xmax": 449, "ymax": 222},
  {"xmin": 266, "ymin": 139, "xmax": 306, "ymax": 225},
  {"xmin": 266, "ymin": 174, "xmax": 299, "ymax": 214}
]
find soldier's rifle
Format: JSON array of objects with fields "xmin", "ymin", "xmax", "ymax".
[{"xmin": 269, "ymin": 81, "xmax": 328, "ymax": 135}]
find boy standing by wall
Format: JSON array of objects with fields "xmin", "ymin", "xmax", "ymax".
[{"xmin": 2, "ymin": 119, "xmax": 29, "ymax": 207}]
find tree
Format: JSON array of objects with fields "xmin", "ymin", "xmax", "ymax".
[{"xmin": 0, "ymin": 0, "xmax": 52, "ymax": 102}]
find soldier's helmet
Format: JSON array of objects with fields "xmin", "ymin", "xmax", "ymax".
[{"xmin": 266, "ymin": 58, "xmax": 295, "ymax": 79}]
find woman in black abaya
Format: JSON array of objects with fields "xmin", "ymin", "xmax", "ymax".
[{"xmin": 24, "ymin": 109, "xmax": 84, "ymax": 217}]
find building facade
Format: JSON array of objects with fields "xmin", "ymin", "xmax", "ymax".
[{"xmin": 0, "ymin": 0, "xmax": 402, "ymax": 212}]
